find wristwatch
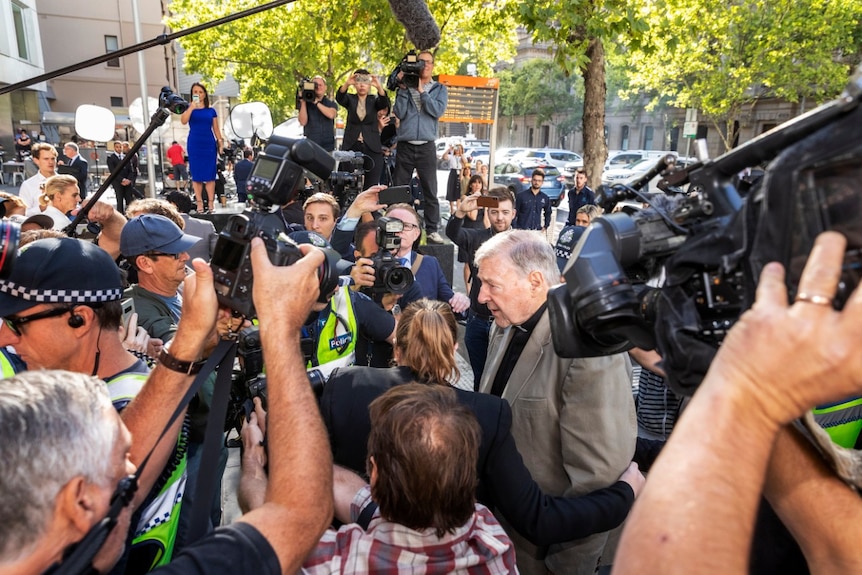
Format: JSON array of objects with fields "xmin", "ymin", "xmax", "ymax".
[{"xmin": 158, "ymin": 348, "xmax": 206, "ymax": 375}]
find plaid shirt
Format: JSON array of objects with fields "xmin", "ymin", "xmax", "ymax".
[{"xmin": 301, "ymin": 486, "xmax": 518, "ymax": 574}]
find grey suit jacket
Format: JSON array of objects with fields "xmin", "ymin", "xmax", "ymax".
[{"xmin": 479, "ymin": 309, "xmax": 637, "ymax": 574}]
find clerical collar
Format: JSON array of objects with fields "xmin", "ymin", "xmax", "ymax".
[{"xmin": 514, "ymin": 301, "xmax": 547, "ymax": 334}]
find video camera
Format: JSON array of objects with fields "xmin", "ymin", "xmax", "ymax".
[
  {"xmin": 298, "ymin": 77, "xmax": 316, "ymax": 104},
  {"xmin": 329, "ymin": 150, "xmax": 366, "ymax": 210},
  {"xmin": 361, "ymin": 217, "xmax": 415, "ymax": 298},
  {"xmin": 548, "ymin": 66, "xmax": 862, "ymax": 398},
  {"xmin": 386, "ymin": 50, "xmax": 425, "ymax": 91},
  {"xmin": 159, "ymin": 86, "xmax": 189, "ymax": 114},
  {"xmin": 210, "ymin": 136, "xmax": 342, "ymax": 318}
]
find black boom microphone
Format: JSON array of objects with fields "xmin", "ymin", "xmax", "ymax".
[{"xmin": 387, "ymin": 0, "xmax": 441, "ymax": 49}]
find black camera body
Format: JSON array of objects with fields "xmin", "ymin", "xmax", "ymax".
[
  {"xmin": 225, "ymin": 325, "xmax": 266, "ymax": 433},
  {"xmin": 299, "ymin": 78, "xmax": 316, "ymax": 103},
  {"xmin": 245, "ymin": 136, "xmax": 334, "ymax": 208},
  {"xmin": 549, "ymin": 69, "xmax": 862, "ymax": 397},
  {"xmin": 226, "ymin": 325, "xmax": 326, "ymax": 434},
  {"xmin": 363, "ymin": 217, "xmax": 414, "ymax": 295},
  {"xmin": 329, "ymin": 152, "xmax": 366, "ymax": 211},
  {"xmin": 211, "ymin": 213, "xmax": 304, "ymax": 319},
  {"xmin": 210, "ymin": 135, "xmax": 341, "ymax": 318},
  {"xmin": 386, "ymin": 50, "xmax": 425, "ymax": 91}
]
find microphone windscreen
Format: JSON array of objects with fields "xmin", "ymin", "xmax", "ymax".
[{"xmin": 387, "ymin": 0, "xmax": 441, "ymax": 49}]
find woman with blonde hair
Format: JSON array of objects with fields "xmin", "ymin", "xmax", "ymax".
[
  {"xmin": 38, "ymin": 174, "xmax": 81, "ymax": 229},
  {"xmin": 320, "ymin": 298, "xmax": 643, "ymax": 547}
]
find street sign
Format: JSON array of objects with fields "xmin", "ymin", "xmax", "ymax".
[
  {"xmin": 437, "ymin": 75, "xmax": 499, "ymax": 124},
  {"xmin": 683, "ymin": 121, "xmax": 698, "ymax": 139}
]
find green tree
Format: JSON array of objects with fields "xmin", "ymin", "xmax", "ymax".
[
  {"xmin": 165, "ymin": 0, "xmax": 518, "ymax": 123},
  {"xmin": 498, "ymin": 59, "xmax": 583, "ymax": 146},
  {"xmin": 516, "ymin": 0, "xmax": 649, "ymax": 188},
  {"xmin": 622, "ymin": 0, "xmax": 862, "ymax": 150}
]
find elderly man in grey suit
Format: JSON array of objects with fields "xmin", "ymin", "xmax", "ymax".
[{"xmin": 475, "ymin": 229, "xmax": 637, "ymax": 575}]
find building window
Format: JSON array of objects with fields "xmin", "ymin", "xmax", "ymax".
[
  {"xmin": 643, "ymin": 126, "xmax": 654, "ymax": 149},
  {"xmin": 540, "ymin": 125, "xmax": 550, "ymax": 147},
  {"xmin": 696, "ymin": 124, "xmax": 709, "ymax": 141},
  {"xmin": 12, "ymin": 3, "xmax": 30, "ymax": 61},
  {"xmin": 105, "ymin": 35, "xmax": 120, "ymax": 68},
  {"xmin": 669, "ymin": 127, "xmax": 680, "ymax": 151},
  {"xmin": 621, "ymin": 125, "xmax": 630, "ymax": 150},
  {"xmin": 110, "ymin": 97, "xmax": 124, "ymax": 107}
]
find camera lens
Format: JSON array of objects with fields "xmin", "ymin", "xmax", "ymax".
[
  {"xmin": 0, "ymin": 220, "xmax": 20, "ymax": 279},
  {"xmin": 384, "ymin": 266, "xmax": 414, "ymax": 293}
]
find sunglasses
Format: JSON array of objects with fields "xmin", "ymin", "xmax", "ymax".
[
  {"xmin": 145, "ymin": 252, "xmax": 182, "ymax": 260},
  {"xmin": 4, "ymin": 306, "xmax": 73, "ymax": 337}
]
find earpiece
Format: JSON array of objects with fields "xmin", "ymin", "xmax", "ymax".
[{"xmin": 68, "ymin": 313, "xmax": 85, "ymax": 328}]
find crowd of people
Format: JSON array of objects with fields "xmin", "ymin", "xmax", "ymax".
[{"xmin": 3, "ymin": 52, "xmax": 862, "ymax": 575}]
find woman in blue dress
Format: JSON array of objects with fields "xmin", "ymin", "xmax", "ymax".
[{"xmin": 180, "ymin": 82, "xmax": 223, "ymax": 213}]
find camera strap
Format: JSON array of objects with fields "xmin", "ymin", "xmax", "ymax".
[
  {"xmin": 411, "ymin": 253, "xmax": 423, "ymax": 275},
  {"xmin": 186, "ymin": 341, "xmax": 237, "ymax": 543},
  {"xmin": 48, "ymin": 339, "xmax": 237, "ymax": 575}
]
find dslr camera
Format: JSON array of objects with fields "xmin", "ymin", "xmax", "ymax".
[
  {"xmin": 210, "ymin": 136, "xmax": 342, "ymax": 318},
  {"xmin": 226, "ymin": 325, "xmax": 327, "ymax": 434},
  {"xmin": 362, "ymin": 217, "xmax": 415, "ymax": 297},
  {"xmin": 548, "ymin": 66, "xmax": 862, "ymax": 397},
  {"xmin": 386, "ymin": 50, "xmax": 425, "ymax": 91}
]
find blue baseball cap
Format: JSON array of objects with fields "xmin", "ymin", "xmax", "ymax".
[{"xmin": 120, "ymin": 214, "xmax": 200, "ymax": 258}]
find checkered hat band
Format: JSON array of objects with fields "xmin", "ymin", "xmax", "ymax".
[{"xmin": 0, "ymin": 280, "xmax": 122, "ymax": 304}]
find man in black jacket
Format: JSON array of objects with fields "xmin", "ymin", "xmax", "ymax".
[
  {"xmin": 107, "ymin": 141, "xmax": 138, "ymax": 213},
  {"xmin": 445, "ymin": 186, "xmax": 516, "ymax": 385},
  {"xmin": 60, "ymin": 142, "xmax": 89, "ymax": 199}
]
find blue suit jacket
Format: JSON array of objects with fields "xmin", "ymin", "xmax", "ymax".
[{"xmin": 400, "ymin": 251, "xmax": 454, "ymax": 307}]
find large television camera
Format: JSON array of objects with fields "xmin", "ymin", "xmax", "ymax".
[
  {"xmin": 386, "ymin": 50, "xmax": 425, "ymax": 91},
  {"xmin": 549, "ymin": 67, "xmax": 862, "ymax": 397},
  {"xmin": 329, "ymin": 150, "xmax": 366, "ymax": 210},
  {"xmin": 298, "ymin": 77, "xmax": 316, "ymax": 104},
  {"xmin": 210, "ymin": 136, "xmax": 342, "ymax": 318}
]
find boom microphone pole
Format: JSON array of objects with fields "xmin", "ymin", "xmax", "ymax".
[{"xmin": 0, "ymin": 0, "xmax": 296, "ymax": 96}]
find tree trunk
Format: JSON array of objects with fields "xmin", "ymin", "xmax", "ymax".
[{"xmin": 581, "ymin": 37, "xmax": 607, "ymax": 191}]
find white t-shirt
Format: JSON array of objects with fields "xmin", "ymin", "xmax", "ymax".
[{"xmin": 18, "ymin": 172, "xmax": 48, "ymax": 211}]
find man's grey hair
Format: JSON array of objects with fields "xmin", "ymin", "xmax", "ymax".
[
  {"xmin": 0, "ymin": 371, "xmax": 117, "ymax": 560},
  {"xmin": 474, "ymin": 229, "xmax": 560, "ymax": 286},
  {"xmin": 64, "ymin": 142, "xmax": 79, "ymax": 154}
]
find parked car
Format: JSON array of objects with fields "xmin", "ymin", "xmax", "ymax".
[
  {"xmin": 604, "ymin": 150, "xmax": 678, "ymax": 172},
  {"xmin": 514, "ymin": 148, "xmax": 583, "ymax": 171},
  {"xmin": 602, "ymin": 155, "xmax": 696, "ymax": 194},
  {"xmin": 601, "ymin": 157, "xmax": 660, "ymax": 184},
  {"xmin": 495, "ymin": 147, "xmax": 530, "ymax": 164},
  {"xmin": 464, "ymin": 146, "xmax": 490, "ymax": 167},
  {"xmin": 493, "ymin": 162, "xmax": 567, "ymax": 207}
]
